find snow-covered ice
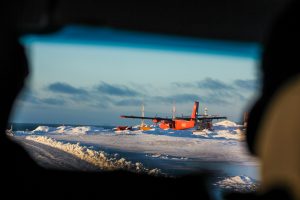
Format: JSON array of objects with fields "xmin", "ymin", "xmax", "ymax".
[
  {"xmin": 25, "ymin": 135, "xmax": 161, "ymax": 176},
  {"xmin": 193, "ymin": 120, "xmax": 245, "ymax": 141},
  {"xmin": 214, "ymin": 120, "xmax": 240, "ymax": 127},
  {"xmin": 29, "ymin": 125, "xmax": 105, "ymax": 135},
  {"xmin": 12, "ymin": 120, "xmax": 257, "ymax": 165},
  {"xmin": 15, "ymin": 120, "xmax": 245, "ymax": 141},
  {"xmin": 146, "ymin": 153, "xmax": 189, "ymax": 160},
  {"xmin": 11, "ymin": 120, "xmax": 260, "ymax": 193},
  {"xmin": 215, "ymin": 175, "xmax": 258, "ymax": 192}
]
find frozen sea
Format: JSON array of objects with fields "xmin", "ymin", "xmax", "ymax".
[{"xmin": 9, "ymin": 120, "xmax": 260, "ymax": 199}]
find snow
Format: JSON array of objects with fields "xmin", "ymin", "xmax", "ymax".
[
  {"xmin": 12, "ymin": 120, "xmax": 255, "ymax": 163},
  {"xmin": 27, "ymin": 125, "xmax": 105, "ymax": 135},
  {"xmin": 214, "ymin": 120, "xmax": 240, "ymax": 127},
  {"xmin": 193, "ymin": 128, "xmax": 245, "ymax": 141},
  {"xmin": 114, "ymin": 130, "xmax": 143, "ymax": 134},
  {"xmin": 25, "ymin": 135, "xmax": 161, "ymax": 176},
  {"xmin": 11, "ymin": 119, "xmax": 259, "ymax": 193},
  {"xmin": 14, "ymin": 137, "xmax": 100, "ymax": 171},
  {"xmin": 45, "ymin": 131, "xmax": 255, "ymax": 164},
  {"xmin": 215, "ymin": 175, "xmax": 258, "ymax": 192},
  {"xmin": 33, "ymin": 126, "xmax": 57, "ymax": 133},
  {"xmin": 146, "ymin": 153, "xmax": 189, "ymax": 160},
  {"xmin": 15, "ymin": 120, "xmax": 245, "ymax": 141},
  {"xmin": 192, "ymin": 120, "xmax": 245, "ymax": 141}
]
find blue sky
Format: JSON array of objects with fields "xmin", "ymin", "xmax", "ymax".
[{"xmin": 11, "ymin": 26, "xmax": 261, "ymax": 125}]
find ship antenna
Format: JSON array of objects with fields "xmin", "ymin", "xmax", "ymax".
[
  {"xmin": 141, "ymin": 100, "xmax": 145, "ymax": 126},
  {"xmin": 172, "ymin": 101, "xmax": 176, "ymax": 119},
  {"xmin": 204, "ymin": 107, "xmax": 208, "ymax": 116}
]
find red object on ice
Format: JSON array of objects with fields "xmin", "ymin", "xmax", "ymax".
[
  {"xmin": 121, "ymin": 102, "xmax": 199, "ymax": 130},
  {"xmin": 116, "ymin": 126, "xmax": 132, "ymax": 131}
]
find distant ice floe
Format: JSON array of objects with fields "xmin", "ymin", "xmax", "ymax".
[
  {"xmin": 214, "ymin": 175, "xmax": 258, "ymax": 192},
  {"xmin": 25, "ymin": 135, "xmax": 162, "ymax": 176},
  {"xmin": 15, "ymin": 126, "xmax": 106, "ymax": 136},
  {"xmin": 146, "ymin": 153, "xmax": 189, "ymax": 160}
]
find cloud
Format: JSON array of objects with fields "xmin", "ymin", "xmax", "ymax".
[
  {"xmin": 151, "ymin": 94, "xmax": 199, "ymax": 104},
  {"xmin": 96, "ymin": 82, "xmax": 140, "ymax": 97},
  {"xmin": 17, "ymin": 88, "xmax": 40, "ymax": 103},
  {"xmin": 115, "ymin": 99, "xmax": 142, "ymax": 106},
  {"xmin": 18, "ymin": 94, "xmax": 66, "ymax": 106},
  {"xmin": 234, "ymin": 79, "xmax": 259, "ymax": 91},
  {"xmin": 170, "ymin": 78, "xmax": 247, "ymax": 103},
  {"xmin": 151, "ymin": 93, "xmax": 233, "ymax": 105},
  {"xmin": 88, "ymin": 96, "xmax": 113, "ymax": 109},
  {"xmin": 172, "ymin": 78, "xmax": 257, "ymax": 93},
  {"xmin": 40, "ymin": 98, "xmax": 65, "ymax": 106},
  {"xmin": 171, "ymin": 78, "xmax": 235, "ymax": 91},
  {"xmin": 18, "ymin": 94, "xmax": 41, "ymax": 104},
  {"xmin": 48, "ymin": 82, "xmax": 88, "ymax": 95},
  {"xmin": 171, "ymin": 82, "xmax": 195, "ymax": 88},
  {"xmin": 201, "ymin": 94, "xmax": 231, "ymax": 105},
  {"xmin": 17, "ymin": 87, "xmax": 66, "ymax": 106},
  {"xmin": 197, "ymin": 78, "xmax": 234, "ymax": 90},
  {"xmin": 169, "ymin": 94, "xmax": 200, "ymax": 103}
]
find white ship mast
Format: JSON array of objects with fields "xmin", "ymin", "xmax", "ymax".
[
  {"xmin": 141, "ymin": 101, "xmax": 145, "ymax": 127},
  {"xmin": 172, "ymin": 101, "xmax": 176, "ymax": 119},
  {"xmin": 204, "ymin": 107, "xmax": 208, "ymax": 116}
]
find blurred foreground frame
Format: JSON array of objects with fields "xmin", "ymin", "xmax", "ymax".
[{"xmin": 0, "ymin": 0, "xmax": 296, "ymax": 199}]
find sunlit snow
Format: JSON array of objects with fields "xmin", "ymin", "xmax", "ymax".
[{"xmin": 10, "ymin": 120, "xmax": 259, "ymax": 193}]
